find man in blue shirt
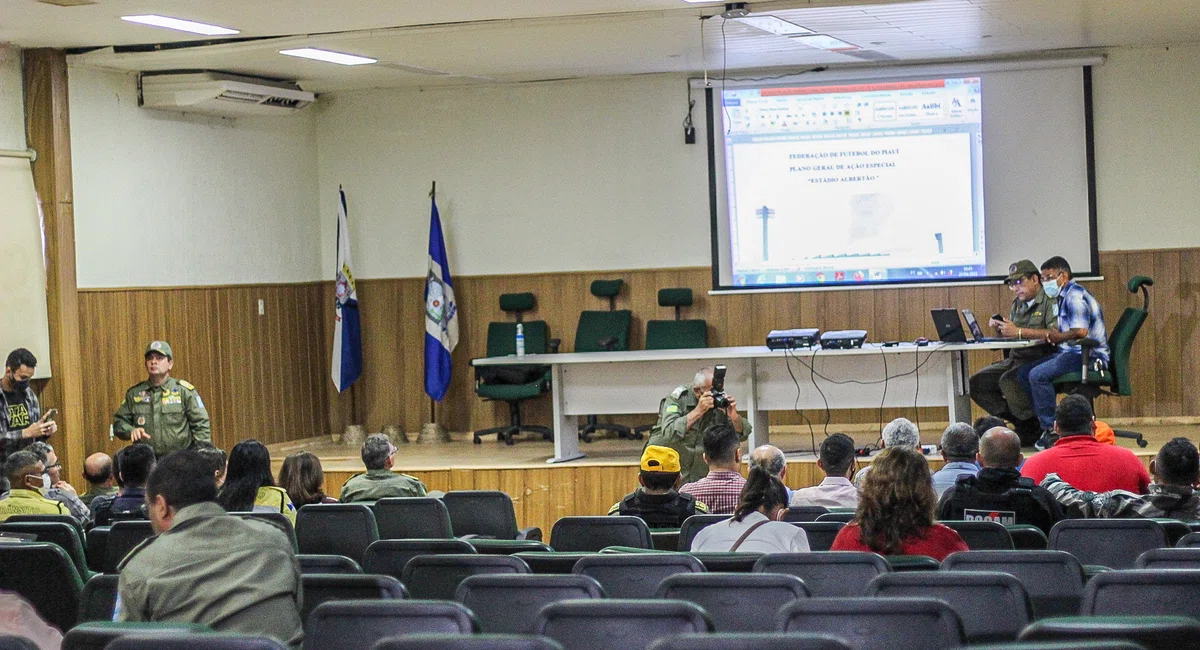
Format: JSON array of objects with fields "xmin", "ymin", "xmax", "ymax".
[
  {"xmin": 1016, "ymin": 256, "xmax": 1109, "ymax": 450},
  {"xmin": 930, "ymin": 422, "xmax": 980, "ymax": 498}
]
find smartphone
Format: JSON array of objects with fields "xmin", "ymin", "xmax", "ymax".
[
  {"xmin": 42, "ymin": 408, "xmax": 58, "ymax": 422},
  {"xmin": 991, "ymin": 313, "xmax": 1004, "ymax": 322}
]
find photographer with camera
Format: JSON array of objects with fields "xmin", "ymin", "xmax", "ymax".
[{"xmin": 646, "ymin": 366, "xmax": 750, "ymax": 485}]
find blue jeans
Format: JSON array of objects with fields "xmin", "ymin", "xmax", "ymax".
[{"xmin": 1017, "ymin": 350, "xmax": 1083, "ymax": 430}]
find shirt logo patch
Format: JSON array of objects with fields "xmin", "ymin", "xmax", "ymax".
[
  {"xmin": 964, "ymin": 508, "xmax": 1017, "ymax": 526},
  {"xmin": 137, "ymin": 416, "xmax": 146, "ymax": 426},
  {"xmin": 133, "ymin": 391, "xmax": 151, "ymax": 404},
  {"xmin": 6, "ymin": 404, "xmax": 30, "ymax": 429},
  {"xmin": 162, "ymin": 389, "xmax": 183, "ymax": 405}
]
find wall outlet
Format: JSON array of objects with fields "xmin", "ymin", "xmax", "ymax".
[{"xmin": 258, "ymin": 299, "xmax": 264, "ymax": 316}]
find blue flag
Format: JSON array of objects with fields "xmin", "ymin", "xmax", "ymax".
[
  {"xmin": 424, "ymin": 196, "xmax": 459, "ymax": 402},
  {"xmin": 331, "ymin": 187, "xmax": 362, "ymax": 392}
]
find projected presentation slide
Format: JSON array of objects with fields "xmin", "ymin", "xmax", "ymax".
[{"xmin": 722, "ymin": 78, "xmax": 986, "ymax": 288}]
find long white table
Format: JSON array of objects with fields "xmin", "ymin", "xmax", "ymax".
[{"xmin": 472, "ymin": 341, "xmax": 1032, "ymax": 464}]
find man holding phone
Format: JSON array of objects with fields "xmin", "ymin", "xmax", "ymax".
[
  {"xmin": 647, "ymin": 366, "xmax": 751, "ymax": 484},
  {"xmin": 0, "ymin": 348, "xmax": 57, "ymax": 462},
  {"xmin": 967, "ymin": 260, "xmax": 1058, "ymax": 445}
]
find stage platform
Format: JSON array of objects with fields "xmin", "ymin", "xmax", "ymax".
[{"xmin": 268, "ymin": 423, "xmax": 1195, "ymax": 538}]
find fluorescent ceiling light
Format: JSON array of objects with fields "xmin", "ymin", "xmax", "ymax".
[
  {"xmin": 791, "ymin": 34, "xmax": 860, "ymax": 51},
  {"xmin": 279, "ymin": 48, "xmax": 377, "ymax": 66},
  {"xmin": 735, "ymin": 15, "xmax": 813, "ymax": 36},
  {"xmin": 121, "ymin": 15, "xmax": 239, "ymax": 36}
]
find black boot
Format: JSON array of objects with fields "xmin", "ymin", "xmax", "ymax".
[{"xmin": 1013, "ymin": 417, "xmax": 1042, "ymax": 447}]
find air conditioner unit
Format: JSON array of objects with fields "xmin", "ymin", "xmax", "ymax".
[{"xmin": 139, "ymin": 71, "xmax": 315, "ymax": 117}]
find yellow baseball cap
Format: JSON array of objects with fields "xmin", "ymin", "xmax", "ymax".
[{"xmin": 641, "ymin": 445, "xmax": 681, "ymax": 473}]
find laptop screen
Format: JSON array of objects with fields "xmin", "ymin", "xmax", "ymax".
[{"xmin": 961, "ymin": 309, "xmax": 986, "ymax": 340}]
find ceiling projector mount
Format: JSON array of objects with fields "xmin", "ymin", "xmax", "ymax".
[{"xmin": 722, "ymin": 3, "xmax": 751, "ymax": 19}]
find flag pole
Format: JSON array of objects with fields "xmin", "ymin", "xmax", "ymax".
[{"xmin": 429, "ymin": 180, "xmax": 437, "ymax": 426}]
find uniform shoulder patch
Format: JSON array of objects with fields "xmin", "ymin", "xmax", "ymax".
[
  {"xmin": 178, "ymin": 380, "xmax": 195, "ymax": 390},
  {"xmin": 607, "ymin": 502, "xmax": 620, "ymax": 515},
  {"xmin": 671, "ymin": 386, "xmax": 686, "ymax": 399},
  {"xmin": 694, "ymin": 500, "xmax": 710, "ymax": 513}
]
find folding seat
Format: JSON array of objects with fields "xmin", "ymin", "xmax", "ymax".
[
  {"xmin": 1135, "ymin": 547, "xmax": 1200, "ymax": 569},
  {"xmin": 1151, "ymin": 518, "xmax": 1191, "ymax": 546},
  {"xmin": 85, "ymin": 526, "xmax": 108, "ymax": 573},
  {"xmin": 1175, "ymin": 531, "xmax": 1200, "ymax": 547},
  {"xmin": 374, "ymin": 634, "xmax": 564, "ymax": 650},
  {"xmin": 939, "ymin": 520, "xmax": 1014, "ymax": 550},
  {"xmin": 104, "ymin": 520, "xmax": 155, "ymax": 572},
  {"xmin": 1019, "ymin": 615, "xmax": 1200, "ymax": 650},
  {"xmin": 0, "ymin": 542, "xmax": 83, "ymax": 632},
  {"xmin": 305, "ymin": 600, "xmax": 478, "ymax": 650},
  {"xmin": 108, "ymin": 635, "xmax": 288, "ymax": 650},
  {"xmin": 648, "ymin": 633, "xmax": 851, "ymax": 650},
  {"xmin": 678, "ymin": 514, "xmax": 729, "ymax": 551},
  {"xmin": 401, "ymin": 554, "xmax": 530, "ymax": 600},
  {"xmin": 814, "ymin": 512, "xmax": 855, "ymax": 524},
  {"xmin": 777, "ymin": 597, "xmax": 965, "ymax": 650},
  {"xmin": 372, "ymin": 497, "xmax": 454, "ymax": 540},
  {"xmin": 791, "ymin": 521, "xmax": 844, "ymax": 552},
  {"xmin": 572, "ymin": 553, "xmax": 703, "ymax": 598},
  {"xmin": 78, "ymin": 573, "xmax": 119, "ymax": 623},
  {"xmin": 295, "ymin": 504, "xmax": 379, "ymax": 564},
  {"xmin": 941, "ymin": 550, "xmax": 1085, "ymax": 619},
  {"xmin": 884, "ymin": 555, "xmax": 940, "ymax": 572},
  {"xmin": 549, "ymin": 516, "xmax": 651, "ymax": 552},
  {"xmin": 0, "ymin": 637, "xmax": 37, "ymax": 650},
  {"xmin": 690, "ymin": 552, "xmax": 763, "ymax": 573},
  {"xmin": 455, "ymin": 573, "xmax": 604, "ymax": 634},
  {"xmin": 468, "ymin": 539, "xmax": 553, "ymax": 555},
  {"xmin": 297, "ymin": 554, "xmax": 362, "ymax": 574},
  {"xmin": 1081, "ymin": 569, "xmax": 1200, "ymax": 618},
  {"xmin": 362, "ymin": 539, "xmax": 475, "ymax": 580},
  {"xmin": 753, "ymin": 551, "xmax": 888, "ymax": 597},
  {"xmin": 534, "ymin": 599, "xmax": 711, "ymax": 650},
  {"xmin": 60, "ymin": 622, "xmax": 210, "ymax": 650},
  {"xmin": 7, "ymin": 513, "xmax": 83, "ymax": 538},
  {"xmin": 300, "ymin": 574, "xmax": 407, "ymax": 626},
  {"xmin": 1048, "ymin": 519, "xmax": 1167, "ymax": 569},
  {"xmin": 442, "ymin": 490, "xmax": 542, "ymax": 540},
  {"xmin": 513, "ymin": 552, "xmax": 593, "ymax": 574},
  {"xmin": 651, "ymin": 530, "xmax": 680, "ymax": 551},
  {"xmin": 1006, "ymin": 524, "xmax": 1049, "ymax": 550},
  {"xmin": 656, "ymin": 573, "xmax": 809, "ymax": 632},
  {"xmin": 782, "ymin": 506, "xmax": 830, "ymax": 522},
  {"xmin": 868, "ymin": 570, "xmax": 1032, "ymax": 642},
  {"xmin": 965, "ymin": 642, "xmax": 1146, "ymax": 650},
  {"xmin": 0, "ymin": 521, "xmax": 90, "ymax": 578}
]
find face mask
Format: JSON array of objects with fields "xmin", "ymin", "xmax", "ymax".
[
  {"xmin": 26, "ymin": 473, "xmax": 49, "ymax": 492},
  {"xmin": 1043, "ymin": 280, "xmax": 1061, "ymax": 299},
  {"xmin": 5, "ymin": 373, "xmax": 28, "ymax": 393}
]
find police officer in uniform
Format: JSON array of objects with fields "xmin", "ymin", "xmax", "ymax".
[
  {"xmin": 113, "ymin": 341, "xmax": 210, "ymax": 457},
  {"xmin": 609, "ymin": 445, "xmax": 709, "ymax": 528},
  {"xmin": 938, "ymin": 427, "xmax": 1062, "ymax": 534},
  {"xmin": 339, "ymin": 434, "xmax": 427, "ymax": 502},
  {"xmin": 647, "ymin": 367, "xmax": 751, "ymax": 485}
]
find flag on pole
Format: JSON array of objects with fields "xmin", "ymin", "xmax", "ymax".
[
  {"xmin": 331, "ymin": 186, "xmax": 362, "ymax": 392},
  {"xmin": 424, "ymin": 194, "xmax": 458, "ymax": 402}
]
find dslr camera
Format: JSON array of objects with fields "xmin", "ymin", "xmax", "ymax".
[{"xmin": 710, "ymin": 365, "xmax": 731, "ymax": 410}]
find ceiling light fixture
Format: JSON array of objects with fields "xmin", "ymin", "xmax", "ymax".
[
  {"xmin": 790, "ymin": 34, "xmax": 860, "ymax": 51},
  {"xmin": 120, "ymin": 15, "xmax": 240, "ymax": 36},
  {"xmin": 279, "ymin": 48, "xmax": 378, "ymax": 66},
  {"xmin": 734, "ymin": 15, "xmax": 813, "ymax": 36}
]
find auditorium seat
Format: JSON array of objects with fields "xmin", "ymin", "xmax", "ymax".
[
  {"xmin": 306, "ymin": 601, "xmax": 479, "ymax": 650},
  {"xmin": 814, "ymin": 512, "xmax": 856, "ymax": 524},
  {"xmin": 647, "ymin": 633, "xmax": 852, "ymax": 650},
  {"xmin": 868, "ymin": 570, "xmax": 1032, "ymax": 643},
  {"xmin": 1048, "ymin": 519, "xmax": 1167, "ymax": 569},
  {"xmin": 469, "ymin": 539, "xmax": 554, "ymax": 555},
  {"xmin": 300, "ymin": 574, "xmax": 407, "ymax": 627},
  {"xmin": 78, "ymin": 573, "xmax": 119, "ymax": 623},
  {"xmin": 372, "ymin": 497, "xmax": 454, "ymax": 539},
  {"xmin": 0, "ymin": 542, "xmax": 83, "ymax": 632},
  {"xmin": 939, "ymin": 520, "xmax": 1014, "ymax": 550},
  {"xmin": 963, "ymin": 643, "xmax": 1144, "ymax": 650},
  {"xmin": 690, "ymin": 552, "xmax": 764, "ymax": 572},
  {"xmin": 573, "ymin": 553, "xmax": 703, "ymax": 598},
  {"xmin": 362, "ymin": 539, "xmax": 475, "ymax": 580},
  {"xmin": 883, "ymin": 555, "xmax": 941, "ymax": 572},
  {"xmin": 454, "ymin": 573, "xmax": 605, "ymax": 634},
  {"xmin": 85, "ymin": 527, "xmax": 108, "ymax": 573},
  {"xmin": 297, "ymin": 554, "xmax": 363, "ymax": 574},
  {"xmin": 941, "ymin": 550, "xmax": 1086, "ymax": 619},
  {"xmin": 656, "ymin": 573, "xmax": 809, "ymax": 632},
  {"xmin": 1135, "ymin": 546, "xmax": 1200, "ymax": 569},
  {"xmin": 7, "ymin": 513, "xmax": 83, "ymax": 539},
  {"xmin": 534, "ymin": 599, "xmax": 712, "ymax": 650},
  {"xmin": 401, "ymin": 554, "xmax": 531, "ymax": 600},
  {"xmin": 678, "ymin": 514, "xmax": 729, "ymax": 551},
  {"xmin": 103, "ymin": 520, "xmax": 155, "ymax": 573},
  {"xmin": 550, "ymin": 516, "xmax": 652, "ymax": 552},
  {"xmin": 61, "ymin": 622, "xmax": 211, "ymax": 650},
  {"xmin": 754, "ymin": 552, "xmax": 889, "ymax": 597},
  {"xmin": 1081, "ymin": 569, "xmax": 1200, "ymax": 618},
  {"xmin": 233, "ymin": 512, "xmax": 299, "ymax": 552},
  {"xmin": 295, "ymin": 504, "xmax": 380, "ymax": 564},
  {"xmin": 442, "ymin": 490, "xmax": 542, "ymax": 541},
  {"xmin": 0, "ymin": 637, "xmax": 37, "ymax": 650},
  {"xmin": 373, "ymin": 634, "xmax": 565, "ymax": 650},
  {"xmin": 1006, "ymin": 524, "xmax": 1049, "ymax": 550},
  {"xmin": 513, "ymin": 552, "xmax": 594, "ymax": 574},
  {"xmin": 0, "ymin": 520, "xmax": 90, "ymax": 578},
  {"xmin": 777, "ymin": 597, "xmax": 965, "ymax": 650},
  {"xmin": 791, "ymin": 522, "xmax": 844, "ymax": 552},
  {"xmin": 1175, "ymin": 531, "xmax": 1200, "ymax": 548},
  {"xmin": 1019, "ymin": 615, "xmax": 1200, "ymax": 650},
  {"xmin": 108, "ymin": 635, "xmax": 288, "ymax": 650},
  {"xmin": 781, "ymin": 506, "xmax": 830, "ymax": 522}
]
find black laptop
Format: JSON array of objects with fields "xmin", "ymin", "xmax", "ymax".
[
  {"xmin": 930, "ymin": 309, "xmax": 967, "ymax": 342},
  {"xmin": 961, "ymin": 309, "xmax": 1007, "ymax": 343}
]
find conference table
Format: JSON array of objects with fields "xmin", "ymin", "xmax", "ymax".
[{"xmin": 472, "ymin": 340, "xmax": 1033, "ymax": 464}]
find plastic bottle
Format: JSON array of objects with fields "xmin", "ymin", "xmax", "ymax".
[{"xmin": 516, "ymin": 323, "xmax": 525, "ymax": 357}]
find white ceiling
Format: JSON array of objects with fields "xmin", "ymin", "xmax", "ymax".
[{"xmin": 5, "ymin": 0, "xmax": 1200, "ymax": 91}]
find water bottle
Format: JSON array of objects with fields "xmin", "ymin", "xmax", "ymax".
[{"xmin": 516, "ymin": 323, "xmax": 525, "ymax": 357}]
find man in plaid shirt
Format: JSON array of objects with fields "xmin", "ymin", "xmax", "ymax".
[
  {"xmin": 1041, "ymin": 437, "xmax": 1200, "ymax": 521},
  {"xmin": 1015, "ymin": 256, "xmax": 1109, "ymax": 450},
  {"xmin": 679, "ymin": 423, "xmax": 746, "ymax": 515}
]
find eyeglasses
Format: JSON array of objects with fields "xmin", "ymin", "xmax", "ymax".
[
  {"xmin": 45, "ymin": 463, "xmax": 61, "ymax": 471},
  {"xmin": 1041, "ymin": 271, "xmax": 1062, "ymax": 283}
]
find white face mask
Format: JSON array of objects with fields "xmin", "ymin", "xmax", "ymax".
[{"xmin": 26, "ymin": 473, "xmax": 50, "ymax": 492}]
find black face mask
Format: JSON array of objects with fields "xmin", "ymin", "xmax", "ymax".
[{"xmin": 6, "ymin": 373, "xmax": 29, "ymax": 393}]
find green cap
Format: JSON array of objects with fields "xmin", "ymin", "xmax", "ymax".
[
  {"xmin": 1006, "ymin": 260, "xmax": 1038, "ymax": 283},
  {"xmin": 145, "ymin": 340, "xmax": 173, "ymax": 359}
]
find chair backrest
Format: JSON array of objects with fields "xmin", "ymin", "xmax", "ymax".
[
  {"xmin": 1176, "ymin": 531, "xmax": 1200, "ymax": 548},
  {"xmin": 0, "ymin": 636, "xmax": 39, "ymax": 650},
  {"xmin": 7, "ymin": 513, "xmax": 83, "ymax": 539},
  {"xmin": 61, "ymin": 622, "xmax": 211, "ymax": 650},
  {"xmin": 574, "ymin": 311, "xmax": 632, "ymax": 352},
  {"xmin": 455, "ymin": 573, "xmax": 604, "ymax": 634},
  {"xmin": 572, "ymin": 553, "xmax": 704, "ymax": 599},
  {"xmin": 104, "ymin": 520, "xmax": 155, "ymax": 572},
  {"xmin": 487, "ymin": 321, "xmax": 549, "ymax": 357},
  {"xmin": 1082, "ymin": 569, "xmax": 1200, "ymax": 618},
  {"xmin": 374, "ymin": 635, "xmax": 565, "ymax": 650},
  {"xmin": 306, "ymin": 600, "xmax": 478, "ymax": 650},
  {"xmin": 1151, "ymin": 519, "xmax": 1192, "ymax": 546},
  {"xmin": 648, "ymin": 634, "xmax": 851, "ymax": 650},
  {"xmin": 689, "ymin": 552, "xmax": 764, "ymax": 573},
  {"xmin": 85, "ymin": 526, "xmax": 108, "ymax": 573},
  {"xmin": 814, "ymin": 512, "xmax": 856, "ymax": 524},
  {"xmin": 656, "ymin": 573, "xmax": 809, "ymax": 632},
  {"xmin": 941, "ymin": 550, "xmax": 1086, "ymax": 619},
  {"xmin": 300, "ymin": 574, "xmax": 407, "ymax": 628},
  {"xmin": 1019, "ymin": 614, "xmax": 1200, "ymax": 650},
  {"xmin": 469, "ymin": 539, "xmax": 553, "ymax": 555},
  {"xmin": 373, "ymin": 497, "xmax": 454, "ymax": 540},
  {"xmin": 550, "ymin": 516, "xmax": 652, "ymax": 552},
  {"xmin": 939, "ymin": 520, "xmax": 1014, "ymax": 550},
  {"xmin": 781, "ymin": 506, "xmax": 829, "ymax": 523},
  {"xmin": 777, "ymin": 597, "xmax": 965, "ymax": 650},
  {"xmin": 1107, "ymin": 305, "xmax": 1148, "ymax": 396},
  {"xmin": 107, "ymin": 634, "xmax": 287, "ymax": 650},
  {"xmin": 645, "ymin": 320, "xmax": 707, "ymax": 351},
  {"xmin": 792, "ymin": 522, "xmax": 845, "ymax": 552},
  {"xmin": 679, "ymin": 515, "xmax": 730, "ymax": 551},
  {"xmin": 295, "ymin": 504, "xmax": 380, "ymax": 563},
  {"xmin": 0, "ymin": 542, "xmax": 83, "ymax": 632},
  {"xmin": 297, "ymin": 554, "xmax": 363, "ymax": 575},
  {"xmin": 1049, "ymin": 519, "xmax": 1167, "ymax": 569},
  {"xmin": 868, "ymin": 570, "xmax": 1032, "ymax": 643},
  {"xmin": 754, "ymin": 552, "xmax": 889, "ymax": 597},
  {"xmin": 232, "ymin": 512, "xmax": 298, "ymax": 552},
  {"xmin": 1006, "ymin": 524, "xmax": 1049, "ymax": 550},
  {"xmin": 362, "ymin": 539, "xmax": 476, "ymax": 580},
  {"xmin": 535, "ymin": 599, "xmax": 712, "ymax": 650},
  {"xmin": 0, "ymin": 521, "xmax": 89, "ymax": 578},
  {"xmin": 443, "ymin": 491, "xmax": 521, "ymax": 539},
  {"xmin": 513, "ymin": 552, "xmax": 594, "ymax": 574},
  {"xmin": 1136, "ymin": 547, "xmax": 1200, "ymax": 569},
  {"xmin": 402, "ymin": 554, "xmax": 531, "ymax": 600},
  {"xmin": 79, "ymin": 573, "xmax": 120, "ymax": 623}
]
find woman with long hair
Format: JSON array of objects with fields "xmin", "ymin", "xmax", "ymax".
[
  {"xmin": 690, "ymin": 467, "xmax": 810, "ymax": 553},
  {"xmin": 831, "ymin": 446, "xmax": 968, "ymax": 560},
  {"xmin": 278, "ymin": 451, "xmax": 337, "ymax": 507},
  {"xmin": 217, "ymin": 439, "xmax": 297, "ymax": 523}
]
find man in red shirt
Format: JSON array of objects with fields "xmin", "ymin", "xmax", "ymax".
[{"xmin": 1020, "ymin": 395, "xmax": 1150, "ymax": 494}]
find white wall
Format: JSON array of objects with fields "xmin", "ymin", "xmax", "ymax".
[
  {"xmin": 68, "ymin": 66, "xmax": 322, "ymax": 288},
  {"xmin": 0, "ymin": 47, "xmax": 26, "ymax": 150}
]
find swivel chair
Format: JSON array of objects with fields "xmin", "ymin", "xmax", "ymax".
[
  {"xmin": 576, "ymin": 279, "xmax": 637, "ymax": 442},
  {"xmin": 474, "ymin": 292, "xmax": 558, "ymax": 445}
]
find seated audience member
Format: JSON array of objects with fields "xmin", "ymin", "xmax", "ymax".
[
  {"xmin": 609, "ymin": 445, "xmax": 708, "ymax": 527},
  {"xmin": 832, "ymin": 447, "xmax": 969, "ymax": 561},
  {"xmin": 195, "ymin": 444, "xmax": 228, "ymax": 488},
  {"xmin": 973, "ymin": 415, "xmax": 1007, "ymax": 439},
  {"xmin": 1020, "ymin": 395, "xmax": 1150, "ymax": 494},
  {"xmin": 0, "ymin": 451, "xmax": 67, "ymax": 520},
  {"xmin": 89, "ymin": 445, "xmax": 126, "ymax": 516},
  {"xmin": 648, "ymin": 367, "xmax": 752, "ymax": 484},
  {"xmin": 930, "ymin": 423, "xmax": 980, "ymax": 498},
  {"xmin": 790, "ymin": 433, "xmax": 859, "ymax": 508},
  {"xmin": 749, "ymin": 445, "xmax": 793, "ymax": 502},
  {"xmin": 853, "ymin": 417, "xmax": 920, "ymax": 487},
  {"xmin": 80, "ymin": 452, "xmax": 117, "ymax": 507},
  {"xmin": 28, "ymin": 441, "xmax": 90, "ymax": 524},
  {"xmin": 939, "ymin": 427, "xmax": 1063, "ymax": 533},
  {"xmin": 1042, "ymin": 437, "xmax": 1200, "ymax": 521},
  {"xmin": 679, "ymin": 424, "xmax": 747, "ymax": 515},
  {"xmin": 691, "ymin": 467, "xmax": 810, "ymax": 553},
  {"xmin": 339, "ymin": 434, "xmax": 427, "ymax": 503},
  {"xmin": 217, "ymin": 440, "xmax": 296, "ymax": 523},
  {"xmin": 93, "ymin": 443, "xmax": 156, "ymax": 526},
  {"xmin": 279, "ymin": 451, "xmax": 337, "ymax": 507},
  {"xmin": 117, "ymin": 450, "xmax": 303, "ymax": 647}
]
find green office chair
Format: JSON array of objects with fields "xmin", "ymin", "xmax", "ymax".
[
  {"xmin": 474, "ymin": 292, "xmax": 558, "ymax": 445},
  {"xmin": 576, "ymin": 279, "xmax": 637, "ymax": 442},
  {"xmin": 1052, "ymin": 275, "xmax": 1152, "ymax": 447},
  {"xmin": 645, "ymin": 288, "xmax": 708, "ymax": 350}
]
